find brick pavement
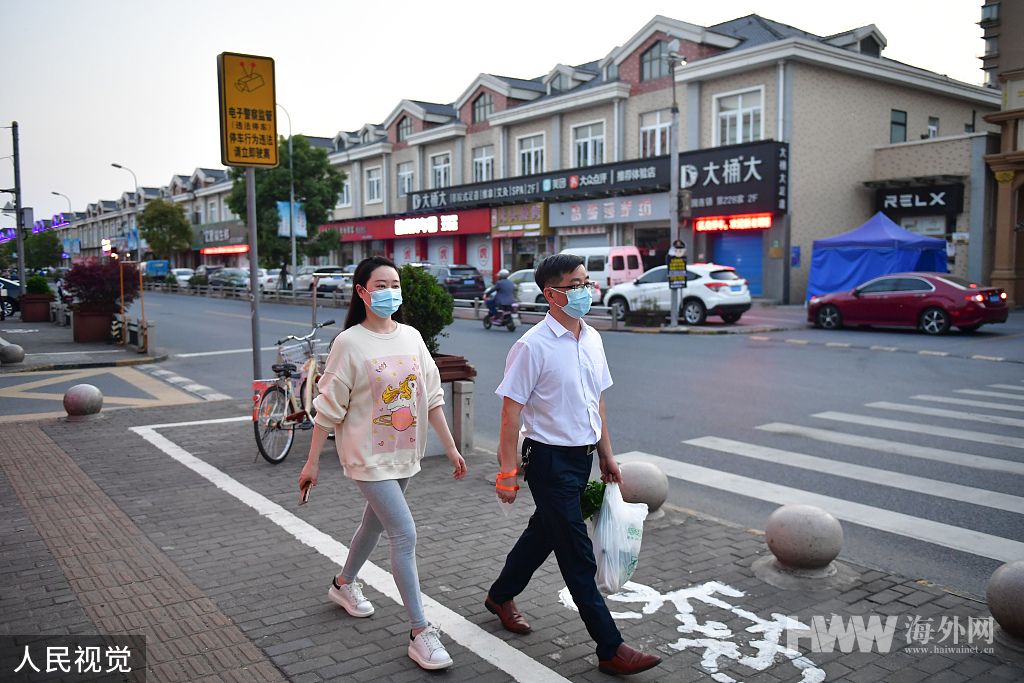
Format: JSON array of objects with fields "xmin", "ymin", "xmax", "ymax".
[{"xmin": 0, "ymin": 401, "xmax": 1022, "ymax": 682}]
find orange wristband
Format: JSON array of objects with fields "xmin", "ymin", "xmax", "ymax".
[{"xmin": 496, "ymin": 469, "xmax": 519, "ymax": 492}]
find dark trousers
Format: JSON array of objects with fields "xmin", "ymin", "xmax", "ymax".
[{"xmin": 488, "ymin": 439, "xmax": 623, "ymax": 660}]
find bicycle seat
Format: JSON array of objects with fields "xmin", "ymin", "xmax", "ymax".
[{"xmin": 272, "ymin": 363, "xmax": 298, "ymax": 376}]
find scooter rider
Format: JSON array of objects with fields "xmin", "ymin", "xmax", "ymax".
[{"xmin": 486, "ymin": 269, "xmax": 516, "ymax": 320}]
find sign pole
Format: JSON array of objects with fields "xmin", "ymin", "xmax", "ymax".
[
  {"xmin": 246, "ymin": 167, "xmax": 262, "ymax": 381},
  {"xmin": 12, "ymin": 121, "xmax": 26, "ymax": 289},
  {"xmin": 668, "ymin": 77, "xmax": 680, "ymax": 328}
]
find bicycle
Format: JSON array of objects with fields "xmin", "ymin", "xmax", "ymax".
[{"xmin": 252, "ymin": 319, "xmax": 334, "ymax": 464}]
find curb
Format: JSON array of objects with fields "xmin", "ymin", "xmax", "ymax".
[
  {"xmin": 623, "ymin": 324, "xmax": 799, "ymax": 335},
  {"xmin": 0, "ymin": 352, "xmax": 169, "ymax": 374}
]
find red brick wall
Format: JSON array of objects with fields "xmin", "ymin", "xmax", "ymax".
[
  {"xmin": 388, "ymin": 112, "xmax": 427, "ymax": 147},
  {"xmin": 460, "ymin": 86, "xmax": 509, "ymax": 133},
  {"xmin": 619, "ymin": 32, "xmax": 724, "ymax": 97}
]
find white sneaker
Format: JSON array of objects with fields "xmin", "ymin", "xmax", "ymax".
[
  {"xmin": 327, "ymin": 578, "xmax": 374, "ymax": 617},
  {"xmin": 407, "ymin": 624, "xmax": 453, "ymax": 670}
]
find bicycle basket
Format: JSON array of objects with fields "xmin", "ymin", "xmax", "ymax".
[{"xmin": 277, "ymin": 343, "xmax": 309, "ymax": 365}]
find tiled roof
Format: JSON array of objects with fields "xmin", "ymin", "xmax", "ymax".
[
  {"xmin": 709, "ymin": 14, "xmax": 821, "ymax": 51},
  {"xmin": 410, "ymin": 100, "xmax": 458, "ymax": 117}
]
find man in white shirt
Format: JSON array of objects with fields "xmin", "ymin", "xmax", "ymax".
[{"xmin": 484, "ymin": 254, "xmax": 661, "ymax": 677}]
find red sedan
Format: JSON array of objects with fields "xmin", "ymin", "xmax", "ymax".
[{"xmin": 808, "ymin": 273, "xmax": 1009, "ymax": 335}]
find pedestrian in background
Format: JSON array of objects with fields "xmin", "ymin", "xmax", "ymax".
[
  {"xmin": 279, "ymin": 261, "xmax": 289, "ymax": 290},
  {"xmin": 485, "ymin": 253, "xmax": 661, "ymax": 676},
  {"xmin": 298, "ymin": 255, "xmax": 468, "ymax": 671}
]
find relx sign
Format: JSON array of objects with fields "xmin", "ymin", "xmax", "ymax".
[{"xmin": 875, "ymin": 184, "xmax": 963, "ymax": 216}]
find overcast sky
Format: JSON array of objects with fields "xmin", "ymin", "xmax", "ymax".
[{"xmin": 1, "ymin": 0, "xmax": 987, "ymax": 227}]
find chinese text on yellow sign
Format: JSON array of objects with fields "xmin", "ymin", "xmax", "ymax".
[{"xmin": 217, "ymin": 52, "xmax": 278, "ymax": 167}]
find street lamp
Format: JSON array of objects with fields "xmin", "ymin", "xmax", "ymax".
[
  {"xmin": 277, "ymin": 103, "xmax": 297, "ymax": 282},
  {"xmin": 51, "ymin": 191, "xmax": 72, "ymax": 214},
  {"xmin": 665, "ymin": 40, "xmax": 688, "ymax": 328},
  {"xmin": 111, "ymin": 163, "xmax": 139, "ymax": 261}
]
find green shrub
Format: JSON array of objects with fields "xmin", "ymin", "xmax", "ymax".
[
  {"xmin": 398, "ymin": 264, "xmax": 453, "ymax": 355},
  {"xmin": 25, "ymin": 275, "xmax": 53, "ymax": 296},
  {"xmin": 164, "ymin": 273, "xmax": 178, "ymax": 286},
  {"xmin": 188, "ymin": 274, "xmax": 208, "ymax": 287}
]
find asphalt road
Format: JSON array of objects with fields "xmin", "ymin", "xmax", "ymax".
[{"xmin": 133, "ymin": 291, "xmax": 1024, "ymax": 598}]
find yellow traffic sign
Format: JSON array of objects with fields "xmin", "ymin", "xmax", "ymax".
[{"xmin": 217, "ymin": 52, "xmax": 279, "ymax": 168}]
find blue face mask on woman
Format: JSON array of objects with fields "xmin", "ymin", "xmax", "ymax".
[
  {"xmin": 553, "ymin": 287, "xmax": 592, "ymax": 319},
  {"xmin": 367, "ymin": 288, "xmax": 402, "ymax": 318}
]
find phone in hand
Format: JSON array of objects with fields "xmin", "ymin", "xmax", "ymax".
[{"xmin": 299, "ymin": 483, "xmax": 312, "ymax": 505}]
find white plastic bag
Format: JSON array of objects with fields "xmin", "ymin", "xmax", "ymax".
[{"xmin": 591, "ymin": 483, "xmax": 648, "ymax": 594}]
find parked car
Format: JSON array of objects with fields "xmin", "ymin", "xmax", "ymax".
[
  {"xmin": 194, "ymin": 264, "xmax": 224, "ymax": 278},
  {"xmin": 424, "ymin": 264, "xmax": 486, "ymax": 298},
  {"xmin": 0, "ymin": 277, "xmax": 21, "ymax": 317},
  {"xmin": 808, "ymin": 272, "xmax": 1009, "ymax": 335},
  {"xmin": 560, "ymin": 246, "xmax": 644, "ymax": 302},
  {"xmin": 171, "ymin": 268, "xmax": 194, "ymax": 286},
  {"xmin": 604, "ymin": 263, "xmax": 752, "ymax": 325},
  {"xmin": 508, "ymin": 268, "xmax": 600, "ymax": 304},
  {"xmin": 292, "ymin": 265, "xmax": 346, "ymax": 291},
  {"xmin": 208, "ymin": 267, "xmax": 249, "ymax": 289},
  {"xmin": 263, "ymin": 268, "xmax": 292, "ymax": 291},
  {"xmin": 313, "ymin": 268, "xmax": 353, "ymax": 296}
]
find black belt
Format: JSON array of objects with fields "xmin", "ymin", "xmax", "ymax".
[{"xmin": 524, "ymin": 437, "xmax": 595, "ymax": 456}]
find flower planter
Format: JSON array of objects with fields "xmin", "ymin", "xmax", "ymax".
[
  {"xmin": 624, "ymin": 311, "xmax": 666, "ymax": 328},
  {"xmin": 19, "ymin": 294, "xmax": 54, "ymax": 322},
  {"xmin": 73, "ymin": 310, "xmax": 115, "ymax": 343},
  {"xmin": 433, "ymin": 353, "xmax": 477, "ymax": 382}
]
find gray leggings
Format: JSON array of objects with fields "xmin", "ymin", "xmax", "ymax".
[{"xmin": 340, "ymin": 477, "xmax": 426, "ymax": 629}]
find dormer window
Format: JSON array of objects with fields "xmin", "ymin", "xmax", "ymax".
[
  {"xmin": 641, "ymin": 41, "xmax": 669, "ymax": 81},
  {"xmin": 859, "ymin": 36, "xmax": 880, "ymax": 57},
  {"xmin": 473, "ymin": 93, "xmax": 493, "ymax": 123},
  {"xmin": 397, "ymin": 116, "xmax": 412, "ymax": 142},
  {"xmin": 550, "ymin": 73, "xmax": 569, "ymax": 93}
]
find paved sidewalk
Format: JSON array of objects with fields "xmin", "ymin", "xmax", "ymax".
[
  {"xmin": 1, "ymin": 402, "xmax": 1022, "ymax": 682},
  {"xmin": 0, "ymin": 317, "xmax": 165, "ymax": 374}
]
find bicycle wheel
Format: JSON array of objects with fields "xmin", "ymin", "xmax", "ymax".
[{"xmin": 254, "ymin": 386, "xmax": 294, "ymax": 464}]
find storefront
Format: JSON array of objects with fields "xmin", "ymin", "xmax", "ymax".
[
  {"xmin": 869, "ymin": 181, "xmax": 965, "ymax": 276},
  {"xmin": 549, "ymin": 193, "xmax": 669, "ymax": 270},
  {"xmin": 194, "ymin": 219, "xmax": 249, "ymax": 268},
  {"xmin": 319, "ymin": 208, "xmax": 492, "ymax": 271},
  {"xmin": 491, "ymin": 203, "xmax": 552, "ymax": 275}
]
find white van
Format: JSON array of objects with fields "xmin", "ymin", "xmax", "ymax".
[{"xmin": 559, "ymin": 246, "xmax": 644, "ymax": 301}]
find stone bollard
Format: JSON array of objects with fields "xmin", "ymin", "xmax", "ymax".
[
  {"xmin": 753, "ymin": 504, "xmax": 858, "ymax": 590},
  {"xmin": 0, "ymin": 343, "xmax": 26, "ymax": 365},
  {"xmin": 63, "ymin": 384, "xmax": 104, "ymax": 422},
  {"xmin": 618, "ymin": 461, "xmax": 669, "ymax": 520},
  {"xmin": 987, "ymin": 560, "xmax": 1024, "ymax": 644}
]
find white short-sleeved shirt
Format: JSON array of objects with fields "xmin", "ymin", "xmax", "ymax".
[{"xmin": 495, "ymin": 313, "xmax": 613, "ymax": 447}]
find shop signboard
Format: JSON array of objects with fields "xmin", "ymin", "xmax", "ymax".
[
  {"xmin": 490, "ymin": 202, "xmax": 550, "ymax": 238},
  {"xmin": 321, "ymin": 208, "xmax": 492, "ymax": 242},
  {"xmin": 549, "ymin": 193, "xmax": 668, "ymax": 227},
  {"xmin": 874, "ymin": 184, "xmax": 963, "ymax": 216}
]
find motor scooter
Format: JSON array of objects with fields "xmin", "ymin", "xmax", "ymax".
[{"xmin": 483, "ymin": 301, "xmax": 518, "ymax": 331}]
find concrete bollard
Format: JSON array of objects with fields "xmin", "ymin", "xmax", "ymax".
[
  {"xmin": 63, "ymin": 384, "xmax": 104, "ymax": 422},
  {"xmin": 765, "ymin": 504, "xmax": 843, "ymax": 570},
  {"xmin": 452, "ymin": 380, "xmax": 474, "ymax": 455},
  {"xmin": 987, "ymin": 560, "xmax": 1024, "ymax": 643},
  {"xmin": 618, "ymin": 461, "xmax": 669, "ymax": 520},
  {"xmin": 0, "ymin": 343, "xmax": 26, "ymax": 365}
]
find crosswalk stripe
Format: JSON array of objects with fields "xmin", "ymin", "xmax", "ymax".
[
  {"xmin": 814, "ymin": 411, "xmax": 1024, "ymax": 449},
  {"xmin": 685, "ymin": 436, "xmax": 1024, "ymax": 515},
  {"xmin": 990, "ymin": 384, "xmax": 1024, "ymax": 392},
  {"xmin": 756, "ymin": 423, "xmax": 1024, "ymax": 476},
  {"xmin": 866, "ymin": 401, "xmax": 1024, "ymax": 429},
  {"xmin": 616, "ymin": 451, "xmax": 1024, "ymax": 563},
  {"xmin": 912, "ymin": 394, "xmax": 1024, "ymax": 413},
  {"xmin": 955, "ymin": 389, "xmax": 1024, "ymax": 401}
]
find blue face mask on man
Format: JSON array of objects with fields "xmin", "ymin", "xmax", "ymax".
[
  {"xmin": 552, "ymin": 287, "xmax": 592, "ymax": 319},
  {"xmin": 366, "ymin": 287, "xmax": 402, "ymax": 318}
]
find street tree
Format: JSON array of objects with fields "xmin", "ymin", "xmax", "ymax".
[
  {"xmin": 24, "ymin": 230, "xmax": 62, "ymax": 270},
  {"xmin": 138, "ymin": 199, "xmax": 192, "ymax": 262},
  {"xmin": 302, "ymin": 230, "xmax": 339, "ymax": 260},
  {"xmin": 226, "ymin": 135, "xmax": 345, "ymax": 267}
]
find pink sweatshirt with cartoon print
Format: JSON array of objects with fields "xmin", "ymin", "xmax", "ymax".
[{"xmin": 313, "ymin": 323, "xmax": 444, "ymax": 481}]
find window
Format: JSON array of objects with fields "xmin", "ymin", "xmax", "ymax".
[
  {"xmin": 587, "ymin": 256, "xmax": 606, "ymax": 271},
  {"xmin": 641, "ymin": 41, "xmax": 669, "ymax": 81},
  {"xmin": 637, "ymin": 267, "xmax": 667, "ymax": 284},
  {"xmin": 473, "ymin": 93, "xmax": 493, "ymax": 123},
  {"xmin": 431, "ymin": 153, "xmax": 451, "ymax": 189},
  {"xmin": 627, "ymin": 254, "xmax": 640, "ymax": 270},
  {"xmin": 365, "ymin": 166, "xmax": 381, "ymax": 203},
  {"xmin": 472, "ymin": 145, "xmax": 494, "ymax": 182},
  {"xmin": 208, "ymin": 201, "xmax": 218, "ymax": 223},
  {"xmin": 518, "ymin": 134, "xmax": 544, "ymax": 176},
  {"xmin": 715, "ymin": 89, "xmax": 763, "ymax": 145},
  {"xmin": 985, "ymin": 36, "xmax": 999, "ymax": 56},
  {"xmin": 895, "ymin": 278, "xmax": 934, "ymax": 292},
  {"xmin": 573, "ymin": 122, "xmax": 605, "ymax": 167},
  {"xmin": 640, "ymin": 110, "xmax": 671, "ymax": 158},
  {"xmin": 397, "ymin": 162, "xmax": 414, "ymax": 197},
  {"xmin": 397, "ymin": 117, "xmax": 412, "ymax": 142},
  {"xmin": 1017, "ymin": 120, "xmax": 1024, "ymax": 151},
  {"xmin": 890, "ymin": 110, "xmax": 907, "ymax": 143},
  {"xmin": 337, "ymin": 178, "xmax": 351, "ymax": 207},
  {"xmin": 858, "ymin": 278, "xmax": 898, "ymax": 294},
  {"xmin": 981, "ymin": 3, "xmax": 999, "ymax": 22},
  {"xmin": 550, "ymin": 73, "xmax": 569, "ymax": 93},
  {"xmin": 611, "ymin": 255, "xmax": 624, "ymax": 271},
  {"xmin": 606, "ymin": 63, "xmax": 619, "ymax": 81},
  {"xmin": 927, "ymin": 116, "xmax": 939, "ymax": 139}
]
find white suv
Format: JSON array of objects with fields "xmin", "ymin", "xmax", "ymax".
[{"xmin": 603, "ymin": 263, "xmax": 752, "ymax": 325}]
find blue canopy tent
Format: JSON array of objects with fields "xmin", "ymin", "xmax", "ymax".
[{"xmin": 806, "ymin": 212, "xmax": 947, "ymax": 300}]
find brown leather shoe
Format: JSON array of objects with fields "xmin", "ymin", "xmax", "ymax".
[
  {"xmin": 598, "ymin": 643, "xmax": 662, "ymax": 676},
  {"xmin": 484, "ymin": 596, "xmax": 531, "ymax": 634}
]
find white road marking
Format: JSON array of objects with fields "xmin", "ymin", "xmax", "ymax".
[
  {"xmin": 990, "ymin": 384, "xmax": 1024, "ymax": 392},
  {"xmin": 785, "ymin": 339, "xmax": 808, "ymax": 345},
  {"xmin": 616, "ymin": 451, "xmax": 1024, "ymax": 563},
  {"xmin": 955, "ymin": 389, "xmax": 1024, "ymax": 401},
  {"xmin": 919, "ymin": 350, "xmax": 949, "ymax": 357},
  {"xmin": 756, "ymin": 422, "xmax": 1024, "ymax": 476},
  {"xmin": 825, "ymin": 342, "xmax": 850, "ymax": 348},
  {"xmin": 814, "ymin": 411, "xmax": 1024, "ymax": 449},
  {"xmin": 912, "ymin": 394, "xmax": 1024, "ymax": 413},
  {"xmin": 175, "ymin": 346, "xmax": 278, "ymax": 358},
  {"xmin": 869, "ymin": 345, "xmax": 898, "ymax": 352},
  {"xmin": 866, "ymin": 401, "xmax": 1024, "ymax": 429},
  {"xmin": 685, "ymin": 436, "xmax": 1024, "ymax": 515},
  {"xmin": 132, "ymin": 417, "xmax": 569, "ymax": 683},
  {"xmin": 971, "ymin": 355, "xmax": 1005, "ymax": 362}
]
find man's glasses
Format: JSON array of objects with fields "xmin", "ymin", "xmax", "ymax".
[{"xmin": 549, "ymin": 282, "xmax": 595, "ymax": 292}]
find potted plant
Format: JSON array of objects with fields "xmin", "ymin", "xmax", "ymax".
[
  {"xmin": 163, "ymin": 272, "xmax": 179, "ymax": 291},
  {"xmin": 398, "ymin": 264, "xmax": 476, "ymax": 381},
  {"xmin": 64, "ymin": 258, "xmax": 140, "ymax": 342},
  {"xmin": 624, "ymin": 296, "xmax": 666, "ymax": 328},
  {"xmin": 19, "ymin": 275, "xmax": 55, "ymax": 322}
]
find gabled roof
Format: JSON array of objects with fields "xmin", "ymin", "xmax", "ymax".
[
  {"xmin": 304, "ymin": 135, "xmax": 337, "ymax": 151},
  {"xmin": 453, "ymin": 73, "xmax": 545, "ymax": 111},
  {"xmin": 607, "ymin": 14, "xmax": 740, "ymax": 66},
  {"xmin": 383, "ymin": 99, "xmax": 457, "ymax": 129},
  {"xmin": 709, "ymin": 14, "xmax": 821, "ymax": 50},
  {"xmin": 823, "ymin": 24, "xmax": 888, "ymax": 52}
]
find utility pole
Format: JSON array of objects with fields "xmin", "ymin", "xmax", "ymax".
[
  {"xmin": 12, "ymin": 122, "xmax": 26, "ymax": 288},
  {"xmin": 665, "ymin": 43, "xmax": 687, "ymax": 328}
]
